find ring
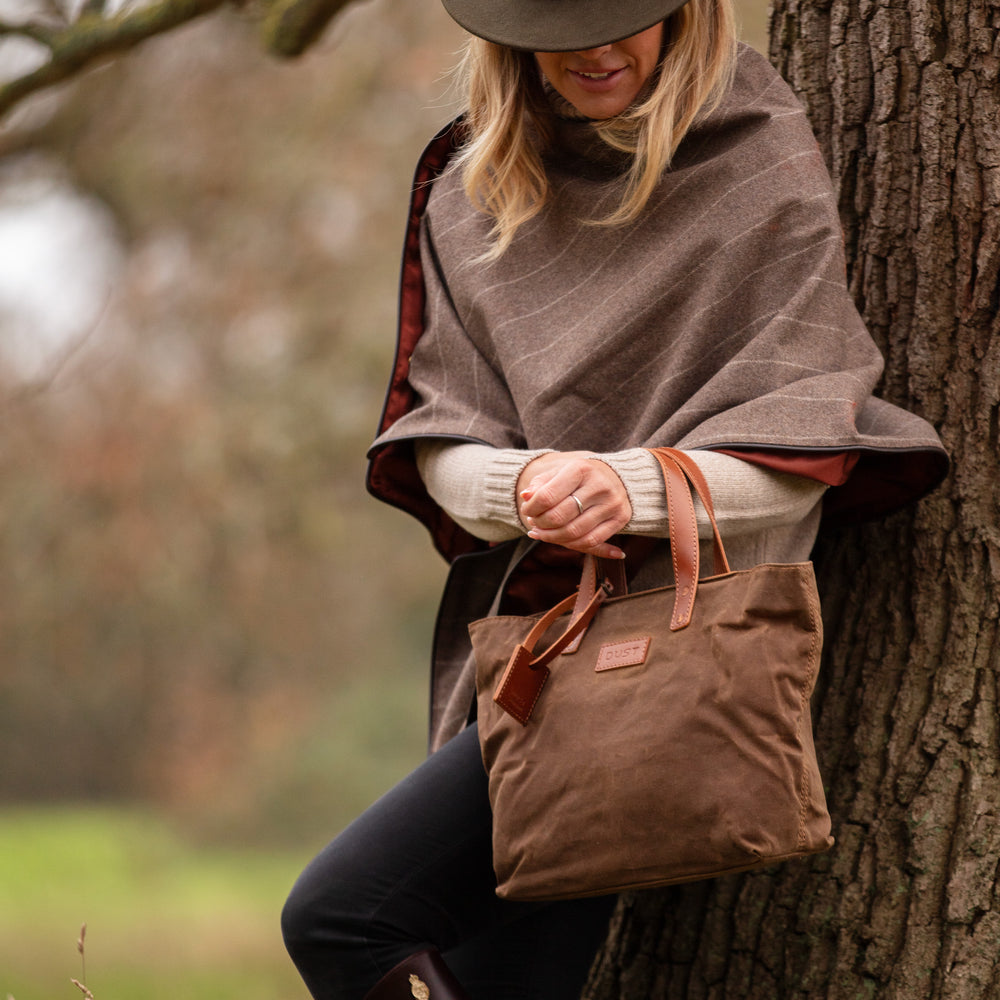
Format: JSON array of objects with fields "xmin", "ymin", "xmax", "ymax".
[{"xmin": 570, "ymin": 494, "xmax": 585, "ymax": 517}]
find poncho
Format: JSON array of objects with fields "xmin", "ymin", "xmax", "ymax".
[{"xmin": 368, "ymin": 45, "xmax": 946, "ymax": 565}]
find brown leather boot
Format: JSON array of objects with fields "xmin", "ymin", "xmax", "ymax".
[{"xmin": 363, "ymin": 948, "xmax": 470, "ymax": 1000}]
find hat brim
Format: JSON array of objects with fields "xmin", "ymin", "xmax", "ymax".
[{"xmin": 441, "ymin": 0, "xmax": 690, "ymax": 52}]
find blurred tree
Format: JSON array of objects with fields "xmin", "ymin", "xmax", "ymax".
[
  {"xmin": 0, "ymin": 0, "xmax": 461, "ymax": 843},
  {"xmin": 0, "ymin": 0, "xmax": 360, "ymax": 118},
  {"xmin": 587, "ymin": 2, "xmax": 999, "ymax": 998}
]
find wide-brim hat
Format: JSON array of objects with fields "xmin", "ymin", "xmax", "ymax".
[{"xmin": 441, "ymin": 0, "xmax": 692, "ymax": 52}]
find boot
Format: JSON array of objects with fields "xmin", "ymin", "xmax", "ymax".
[{"xmin": 363, "ymin": 948, "xmax": 470, "ymax": 1000}]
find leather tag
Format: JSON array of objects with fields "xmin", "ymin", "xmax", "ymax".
[
  {"xmin": 595, "ymin": 637, "xmax": 650, "ymax": 672},
  {"xmin": 494, "ymin": 645, "xmax": 549, "ymax": 725}
]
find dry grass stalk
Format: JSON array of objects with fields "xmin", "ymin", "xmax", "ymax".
[{"xmin": 72, "ymin": 923, "xmax": 95, "ymax": 998}]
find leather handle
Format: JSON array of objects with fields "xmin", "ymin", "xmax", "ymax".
[
  {"xmin": 563, "ymin": 554, "xmax": 627, "ymax": 655},
  {"xmin": 649, "ymin": 448, "xmax": 733, "ymax": 629},
  {"xmin": 519, "ymin": 583, "xmax": 607, "ymax": 669},
  {"xmin": 651, "ymin": 448, "xmax": 730, "ymax": 576},
  {"xmin": 557, "ymin": 448, "xmax": 730, "ymax": 649},
  {"xmin": 565, "ymin": 449, "xmax": 731, "ymax": 634},
  {"xmin": 491, "ymin": 582, "xmax": 607, "ymax": 725},
  {"xmin": 651, "ymin": 449, "xmax": 701, "ymax": 630}
]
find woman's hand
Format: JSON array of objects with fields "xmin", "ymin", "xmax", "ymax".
[{"xmin": 516, "ymin": 451, "xmax": 632, "ymax": 559}]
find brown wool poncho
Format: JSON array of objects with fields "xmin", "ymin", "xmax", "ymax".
[
  {"xmin": 366, "ymin": 45, "xmax": 949, "ymax": 749},
  {"xmin": 368, "ymin": 45, "xmax": 946, "ymax": 565}
]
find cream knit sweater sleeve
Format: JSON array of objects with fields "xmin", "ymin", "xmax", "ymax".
[{"xmin": 414, "ymin": 440, "xmax": 827, "ymax": 544}]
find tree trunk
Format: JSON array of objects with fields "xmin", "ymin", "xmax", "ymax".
[{"xmin": 586, "ymin": 2, "xmax": 1000, "ymax": 997}]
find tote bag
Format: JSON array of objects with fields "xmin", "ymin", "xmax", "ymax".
[{"xmin": 468, "ymin": 448, "xmax": 833, "ymax": 901}]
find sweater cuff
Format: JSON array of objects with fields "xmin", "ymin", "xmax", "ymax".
[
  {"xmin": 481, "ymin": 448, "xmax": 554, "ymax": 527},
  {"xmin": 415, "ymin": 439, "xmax": 555, "ymax": 540},
  {"xmin": 590, "ymin": 449, "xmax": 667, "ymax": 535}
]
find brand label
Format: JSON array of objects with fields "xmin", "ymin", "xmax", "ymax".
[{"xmin": 595, "ymin": 637, "xmax": 650, "ymax": 672}]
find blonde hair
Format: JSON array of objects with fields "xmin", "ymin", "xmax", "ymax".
[{"xmin": 453, "ymin": 0, "xmax": 738, "ymax": 257}]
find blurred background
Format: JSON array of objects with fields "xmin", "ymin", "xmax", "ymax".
[{"xmin": 0, "ymin": 1, "xmax": 766, "ymax": 996}]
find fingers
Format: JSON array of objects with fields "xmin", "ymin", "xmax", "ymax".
[
  {"xmin": 526, "ymin": 520, "xmax": 627, "ymax": 559},
  {"xmin": 519, "ymin": 457, "xmax": 629, "ymax": 527},
  {"xmin": 522, "ymin": 502, "xmax": 627, "ymax": 558},
  {"xmin": 517, "ymin": 455, "xmax": 631, "ymax": 557},
  {"xmin": 518, "ymin": 456, "xmax": 620, "ymax": 519},
  {"xmin": 515, "ymin": 452, "xmax": 591, "ymax": 516}
]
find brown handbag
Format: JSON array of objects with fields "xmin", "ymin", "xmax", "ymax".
[{"xmin": 468, "ymin": 448, "xmax": 834, "ymax": 901}]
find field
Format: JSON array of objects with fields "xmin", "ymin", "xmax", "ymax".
[{"xmin": 0, "ymin": 807, "xmax": 313, "ymax": 1000}]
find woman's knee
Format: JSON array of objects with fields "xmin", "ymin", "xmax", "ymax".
[
  {"xmin": 280, "ymin": 841, "xmax": 361, "ymax": 959},
  {"xmin": 280, "ymin": 876, "xmax": 314, "ymax": 956},
  {"xmin": 281, "ymin": 873, "xmax": 328, "ymax": 964}
]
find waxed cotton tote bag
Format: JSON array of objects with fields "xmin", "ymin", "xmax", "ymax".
[{"xmin": 468, "ymin": 448, "xmax": 834, "ymax": 901}]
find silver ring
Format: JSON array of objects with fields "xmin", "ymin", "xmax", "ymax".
[{"xmin": 570, "ymin": 494, "xmax": 585, "ymax": 517}]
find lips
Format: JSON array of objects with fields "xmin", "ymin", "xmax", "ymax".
[{"xmin": 569, "ymin": 67, "xmax": 626, "ymax": 90}]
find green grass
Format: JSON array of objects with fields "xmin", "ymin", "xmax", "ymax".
[{"xmin": 0, "ymin": 806, "xmax": 312, "ymax": 1000}]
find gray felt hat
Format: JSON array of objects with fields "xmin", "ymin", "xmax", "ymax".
[{"xmin": 440, "ymin": 0, "xmax": 692, "ymax": 51}]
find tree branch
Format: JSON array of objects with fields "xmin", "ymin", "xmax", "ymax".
[
  {"xmin": 260, "ymin": 0, "xmax": 356, "ymax": 58},
  {"xmin": 0, "ymin": 0, "xmax": 365, "ymax": 122},
  {"xmin": 0, "ymin": 0, "xmax": 229, "ymax": 120},
  {"xmin": 0, "ymin": 19, "xmax": 60, "ymax": 46}
]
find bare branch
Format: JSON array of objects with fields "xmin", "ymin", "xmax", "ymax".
[
  {"xmin": 261, "ymin": 0, "xmax": 356, "ymax": 57},
  {"xmin": 0, "ymin": 0, "xmax": 366, "ymax": 121},
  {"xmin": 0, "ymin": 19, "xmax": 60, "ymax": 46},
  {"xmin": 0, "ymin": 0, "xmax": 229, "ymax": 120}
]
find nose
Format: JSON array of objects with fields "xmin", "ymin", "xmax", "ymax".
[{"xmin": 574, "ymin": 43, "xmax": 613, "ymax": 60}]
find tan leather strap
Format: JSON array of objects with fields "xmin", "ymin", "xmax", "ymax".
[
  {"xmin": 649, "ymin": 448, "xmax": 730, "ymax": 576},
  {"xmin": 563, "ymin": 555, "xmax": 627, "ymax": 654},
  {"xmin": 650, "ymin": 449, "xmax": 700, "ymax": 630},
  {"xmin": 598, "ymin": 557, "xmax": 628, "ymax": 597},
  {"xmin": 519, "ymin": 584, "xmax": 607, "ymax": 669},
  {"xmin": 561, "ymin": 448, "xmax": 731, "ymax": 644},
  {"xmin": 574, "ymin": 450, "xmax": 731, "ymax": 632}
]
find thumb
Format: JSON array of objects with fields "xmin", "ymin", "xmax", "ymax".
[{"xmin": 519, "ymin": 475, "xmax": 545, "ymax": 502}]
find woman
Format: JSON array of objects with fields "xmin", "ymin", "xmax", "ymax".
[{"xmin": 282, "ymin": 1, "xmax": 947, "ymax": 997}]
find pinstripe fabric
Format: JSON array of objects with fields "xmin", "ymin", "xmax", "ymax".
[{"xmin": 371, "ymin": 45, "xmax": 945, "ymax": 526}]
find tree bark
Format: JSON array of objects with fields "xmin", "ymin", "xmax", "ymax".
[{"xmin": 586, "ymin": 2, "xmax": 1000, "ymax": 997}]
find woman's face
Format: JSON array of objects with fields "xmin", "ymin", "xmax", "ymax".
[{"xmin": 534, "ymin": 23, "xmax": 664, "ymax": 120}]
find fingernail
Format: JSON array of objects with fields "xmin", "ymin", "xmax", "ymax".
[
  {"xmin": 519, "ymin": 490, "xmax": 533, "ymax": 501},
  {"xmin": 609, "ymin": 548, "xmax": 625, "ymax": 559},
  {"xmin": 527, "ymin": 530, "xmax": 540, "ymax": 539}
]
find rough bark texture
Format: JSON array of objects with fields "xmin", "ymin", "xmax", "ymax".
[{"xmin": 585, "ymin": 2, "xmax": 1000, "ymax": 997}]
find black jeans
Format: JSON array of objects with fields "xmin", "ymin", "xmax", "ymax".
[{"xmin": 281, "ymin": 723, "xmax": 616, "ymax": 999}]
